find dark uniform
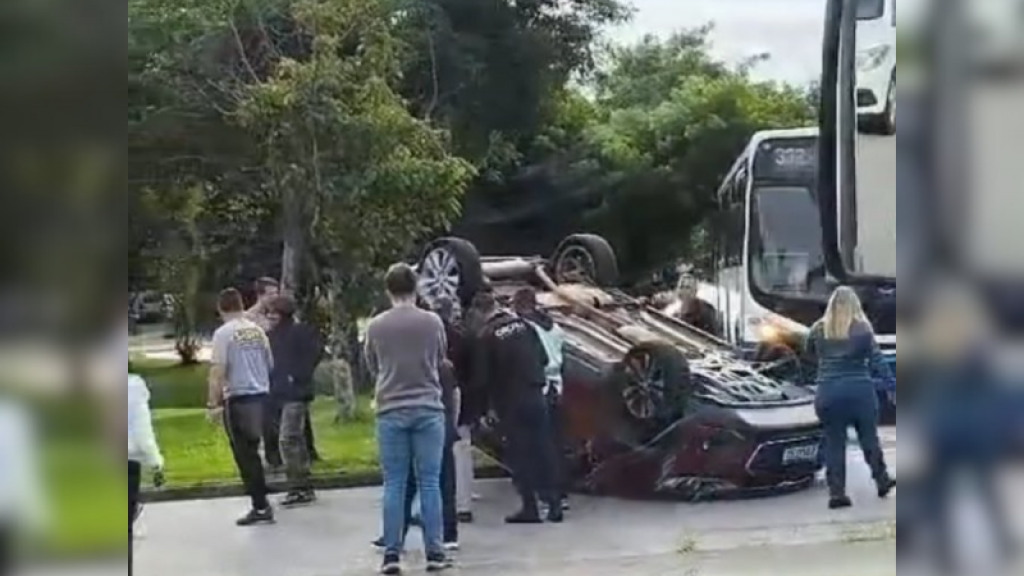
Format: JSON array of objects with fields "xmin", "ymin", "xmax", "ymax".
[
  {"xmin": 805, "ymin": 320, "xmax": 895, "ymax": 507},
  {"xmin": 474, "ymin": 309, "xmax": 560, "ymax": 523}
]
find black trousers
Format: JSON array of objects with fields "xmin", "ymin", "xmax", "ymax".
[
  {"xmin": 225, "ymin": 395, "xmax": 271, "ymax": 510},
  {"xmin": 264, "ymin": 398, "xmax": 319, "ymax": 467},
  {"xmin": 402, "ymin": 438, "xmax": 458, "ymax": 543},
  {"xmin": 129, "ymin": 461, "xmax": 141, "ymax": 576},
  {"xmin": 504, "ymin": 393, "xmax": 557, "ymax": 512}
]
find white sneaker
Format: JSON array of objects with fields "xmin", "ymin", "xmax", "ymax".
[{"xmin": 444, "ymin": 541, "xmax": 460, "ymax": 552}]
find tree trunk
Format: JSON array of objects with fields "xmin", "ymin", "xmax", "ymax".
[{"xmin": 281, "ymin": 192, "xmax": 305, "ymax": 296}]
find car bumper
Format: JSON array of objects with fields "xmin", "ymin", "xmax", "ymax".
[{"xmin": 857, "ymin": 66, "xmax": 891, "ymax": 116}]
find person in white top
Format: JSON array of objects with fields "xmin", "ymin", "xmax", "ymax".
[{"xmin": 128, "ymin": 369, "xmax": 164, "ymax": 537}]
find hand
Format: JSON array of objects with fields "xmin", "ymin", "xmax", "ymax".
[
  {"xmin": 152, "ymin": 468, "xmax": 166, "ymax": 489},
  {"xmin": 206, "ymin": 406, "xmax": 224, "ymax": 424}
]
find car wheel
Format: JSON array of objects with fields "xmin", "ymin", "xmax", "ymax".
[
  {"xmin": 551, "ymin": 234, "xmax": 620, "ymax": 286},
  {"xmin": 610, "ymin": 342, "xmax": 691, "ymax": 438},
  {"xmin": 417, "ymin": 238, "xmax": 485, "ymax": 314}
]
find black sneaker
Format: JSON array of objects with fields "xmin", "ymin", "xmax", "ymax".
[
  {"xmin": 877, "ymin": 478, "xmax": 896, "ymax": 499},
  {"xmin": 546, "ymin": 504, "xmax": 564, "ymax": 524},
  {"xmin": 281, "ymin": 491, "xmax": 317, "ymax": 508},
  {"xmin": 505, "ymin": 510, "xmax": 543, "ymax": 524},
  {"xmin": 828, "ymin": 496, "xmax": 854, "ymax": 510},
  {"xmin": 236, "ymin": 507, "xmax": 275, "ymax": 526},
  {"xmin": 456, "ymin": 512, "xmax": 474, "ymax": 524},
  {"xmin": 380, "ymin": 553, "xmax": 402, "ymax": 575},
  {"xmin": 372, "ymin": 537, "xmax": 386, "ymax": 551},
  {"xmin": 426, "ymin": 552, "xmax": 452, "ymax": 572}
]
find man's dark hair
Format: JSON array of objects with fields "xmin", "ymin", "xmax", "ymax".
[
  {"xmin": 218, "ymin": 288, "xmax": 245, "ymax": 314},
  {"xmin": 255, "ymin": 277, "xmax": 280, "ymax": 295},
  {"xmin": 384, "ymin": 263, "xmax": 419, "ymax": 299},
  {"xmin": 512, "ymin": 287, "xmax": 538, "ymax": 312},
  {"xmin": 269, "ymin": 295, "xmax": 297, "ymax": 318}
]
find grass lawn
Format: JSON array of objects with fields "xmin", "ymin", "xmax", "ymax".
[
  {"xmin": 152, "ymin": 398, "xmax": 378, "ymax": 488},
  {"xmin": 133, "ymin": 359, "xmax": 379, "ymax": 489}
]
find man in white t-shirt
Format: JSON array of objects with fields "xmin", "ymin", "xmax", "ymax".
[{"xmin": 209, "ymin": 288, "xmax": 275, "ymax": 526}]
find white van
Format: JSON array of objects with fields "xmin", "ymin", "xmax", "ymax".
[{"xmin": 856, "ymin": 0, "xmax": 896, "ymax": 135}]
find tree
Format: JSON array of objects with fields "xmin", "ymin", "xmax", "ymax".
[
  {"xmin": 130, "ymin": 0, "xmax": 475, "ymax": 374},
  {"xmin": 578, "ymin": 28, "xmax": 816, "ymax": 279},
  {"xmin": 395, "ymin": 0, "xmax": 631, "ymax": 173}
]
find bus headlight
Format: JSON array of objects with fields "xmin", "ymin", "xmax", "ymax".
[{"xmin": 857, "ymin": 45, "xmax": 892, "ymax": 72}]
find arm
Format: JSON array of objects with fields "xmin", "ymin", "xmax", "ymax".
[
  {"xmin": 867, "ymin": 334, "xmax": 895, "ymax": 391},
  {"xmin": 208, "ymin": 330, "xmax": 228, "ymax": 409},
  {"xmin": 131, "ymin": 377, "xmax": 165, "ymax": 470},
  {"xmin": 363, "ymin": 325, "xmax": 379, "ymax": 383}
]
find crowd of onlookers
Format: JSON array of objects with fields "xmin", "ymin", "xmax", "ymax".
[{"xmin": 128, "ymin": 266, "xmax": 571, "ymax": 575}]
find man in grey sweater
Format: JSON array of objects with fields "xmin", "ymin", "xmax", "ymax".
[{"xmin": 364, "ymin": 263, "xmax": 451, "ymax": 574}]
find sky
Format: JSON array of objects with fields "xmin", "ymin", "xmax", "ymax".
[{"xmin": 607, "ymin": 0, "xmax": 833, "ymax": 86}]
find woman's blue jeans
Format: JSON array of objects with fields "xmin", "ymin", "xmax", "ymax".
[{"xmin": 377, "ymin": 407, "xmax": 446, "ymax": 556}]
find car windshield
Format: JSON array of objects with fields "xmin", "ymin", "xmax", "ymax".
[
  {"xmin": 856, "ymin": 0, "xmax": 885, "ymax": 20},
  {"xmin": 749, "ymin": 187, "xmax": 828, "ymax": 297}
]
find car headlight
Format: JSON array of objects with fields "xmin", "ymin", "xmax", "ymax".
[{"xmin": 857, "ymin": 45, "xmax": 892, "ymax": 72}]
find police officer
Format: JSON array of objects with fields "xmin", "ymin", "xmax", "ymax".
[{"xmin": 471, "ymin": 292, "xmax": 561, "ymax": 524}]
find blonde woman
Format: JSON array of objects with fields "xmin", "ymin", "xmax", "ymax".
[{"xmin": 805, "ymin": 286, "xmax": 896, "ymax": 510}]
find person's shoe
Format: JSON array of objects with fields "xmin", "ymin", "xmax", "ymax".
[
  {"xmin": 828, "ymin": 496, "xmax": 854, "ymax": 510},
  {"xmin": 409, "ymin": 515, "xmax": 423, "ymax": 528},
  {"xmin": 457, "ymin": 512, "xmax": 474, "ymax": 524},
  {"xmin": 561, "ymin": 498, "xmax": 571, "ymax": 512},
  {"xmin": 546, "ymin": 504, "xmax": 565, "ymax": 524},
  {"xmin": 132, "ymin": 502, "xmax": 144, "ymax": 525},
  {"xmin": 380, "ymin": 553, "xmax": 402, "ymax": 575},
  {"xmin": 443, "ymin": 541, "xmax": 460, "ymax": 552},
  {"xmin": 236, "ymin": 507, "xmax": 275, "ymax": 526},
  {"xmin": 877, "ymin": 478, "xmax": 896, "ymax": 499},
  {"xmin": 372, "ymin": 537, "xmax": 386, "ymax": 551},
  {"xmin": 426, "ymin": 552, "xmax": 452, "ymax": 572},
  {"xmin": 281, "ymin": 491, "xmax": 317, "ymax": 508},
  {"xmin": 505, "ymin": 510, "xmax": 543, "ymax": 524}
]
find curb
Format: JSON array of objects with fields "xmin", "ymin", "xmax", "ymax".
[{"xmin": 143, "ymin": 466, "xmax": 509, "ymax": 503}]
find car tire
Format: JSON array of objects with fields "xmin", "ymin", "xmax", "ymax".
[
  {"xmin": 551, "ymin": 234, "xmax": 620, "ymax": 287},
  {"xmin": 417, "ymin": 237, "xmax": 486, "ymax": 313},
  {"xmin": 609, "ymin": 341, "xmax": 692, "ymax": 440}
]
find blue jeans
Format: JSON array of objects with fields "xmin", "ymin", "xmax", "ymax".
[{"xmin": 378, "ymin": 407, "xmax": 446, "ymax": 556}]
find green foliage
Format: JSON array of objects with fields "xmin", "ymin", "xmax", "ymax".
[{"xmin": 577, "ymin": 29, "xmax": 816, "ymax": 277}]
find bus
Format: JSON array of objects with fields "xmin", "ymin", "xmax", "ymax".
[
  {"xmin": 686, "ymin": 123, "xmax": 895, "ymax": 399},
  {"xmin": 856, "ymin": 0, "xmax": 895, "ymax": 135},
  {"xmin": 697, "ymin": 128, "xmax": 828, "ymax": 354}
]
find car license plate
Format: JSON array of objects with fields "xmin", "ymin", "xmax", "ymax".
[{"xmin": 783, "ymin": 444, "xmax": 819, "ymax": 464}]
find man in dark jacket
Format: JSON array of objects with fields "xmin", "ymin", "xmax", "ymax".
[
  {"xmin": 267, "ymin": 296, "xmax": 324, "ymax": 507},
  {"xmin": 472, "ymin": 292, "xmax": 561, "ymax": 524}
]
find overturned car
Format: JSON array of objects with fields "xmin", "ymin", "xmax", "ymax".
[{"xmin": 416, "ymin": 234, "xmax": 824, "ymax": 501}]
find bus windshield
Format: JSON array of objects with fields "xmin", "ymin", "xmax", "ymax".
[{"xmin": 749, "ymin": 187, "xmax": 828, "ymax": 297}]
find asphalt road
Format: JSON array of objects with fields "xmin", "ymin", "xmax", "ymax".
[{"xmin": 127, "ymin": 441, "xmax": 900, "ymax": 576}]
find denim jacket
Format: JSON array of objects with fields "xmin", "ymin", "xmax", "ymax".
[{"xmin": 805, "ymin": 321, "xmax": 894, "ymax": 401}]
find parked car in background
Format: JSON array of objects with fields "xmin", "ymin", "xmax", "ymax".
[{"xmin": 130, "ymin": 291, "xmax": 168, "ymax": 324}]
